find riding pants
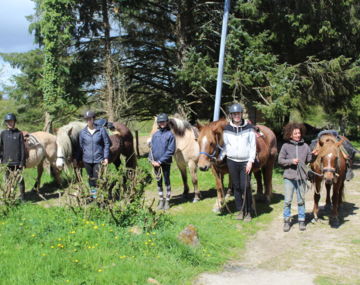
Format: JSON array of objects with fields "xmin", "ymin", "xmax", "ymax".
[
  {"xmin": 227, "ymin": 159, "xmax": 252, "ymax": 214},
  {"xmin": 156, "ymin": 164, "xmax": 171, "ymax": 200},
  {"xmin": 83, "ymin": 162, "xmax": 101, "ymax": 188}
]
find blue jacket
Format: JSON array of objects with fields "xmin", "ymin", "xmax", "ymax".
[
  {"xmin": 149, "ymin": 128, "xmax": 175, "ymax": 165},
  {"xmin": 79, "ymin": 127, "xmax": 111, "ymax": 164}
]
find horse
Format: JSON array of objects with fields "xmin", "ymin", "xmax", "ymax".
[
  {"xmin": 56, "ymin": 121, "xmax": 137, "ymax": 171},
  {"xmin": 197, "ymin": 119, "xmax": 278, "ymax": 213},
  {"xmin": 311, "ymin": 134, "xmax": 347, "ymax": 226},
  {"xmin": 23, "ymin": 131, "xmax": 62, "ymax": 192},
  {"xmin": 149, "ymin": 116, "xmax": 201, "ymax": 202}
]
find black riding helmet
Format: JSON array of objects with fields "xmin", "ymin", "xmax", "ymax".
[
  {"xmin": 84, "ymin": 110, "xmax": 96, "ymax": 119},
  {"xmin": 157, "ymin": 113, "xmax": 169, "ymax": 123},
  {"xmin": 4, "ymin": 113, "xmax": 16, "ymax": 122},
  {"xmin": 228, "ymin": 103, "xmax": 243, "ymax": 114}
]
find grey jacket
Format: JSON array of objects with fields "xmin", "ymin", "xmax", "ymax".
[{"xmin": 278, "ymin": 140, "xmax": 312, "ymax": 180}]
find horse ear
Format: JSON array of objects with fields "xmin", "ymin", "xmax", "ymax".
[
  {"xmin": 195, "ymin": 121, "xmax": 203, "ymax": 131},
  {"xmin": 67, "ymin": 127, "xmax": 73, "ymax": 136},
  {"xmin": 211, "ymin": 120, "xmax": 227, "ymax": 135}
]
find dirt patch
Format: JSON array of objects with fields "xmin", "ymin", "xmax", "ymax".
[{"xmin": 195, "ymin": 167, "xmax": 360, "ymax": 285}]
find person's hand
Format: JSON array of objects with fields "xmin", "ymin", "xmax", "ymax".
[
  {"xmin": 246, "ymin": 161, "xmax": 253, "ymax": 174},
  {"xmin": 152, "ymin": 161, "xmax": 161, "ymax": 167},
  {"xmin": 292, "ymin": 158, "xmax": 299, "ymax": 165},
  {"xmin": 103, "ymin": 159, "xmax": 109, "ymax": 165}
]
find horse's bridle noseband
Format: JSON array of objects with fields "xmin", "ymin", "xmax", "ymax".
[{"xmin": 199, "ymin": 144, "xmax": 223, "ymax": 161}]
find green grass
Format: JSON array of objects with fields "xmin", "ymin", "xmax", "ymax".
[{"xmin": 0, "ymin": 158, "xmax": 282, "ymax": 285}]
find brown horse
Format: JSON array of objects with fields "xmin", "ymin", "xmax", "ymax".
[
  {"xmin": 197, "ymin": 119, "xmax": 277, "ymax": 212},
  {"xmin": 311, "ymin": 135, "xmax": 346, "ymax": 226},
  {"xmin": 56, "ymin": 121, "xmax": 136, "ymax": 171}
]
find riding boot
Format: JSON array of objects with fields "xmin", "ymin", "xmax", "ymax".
[
  {"xmin": 299, "ymin": 221, "xmax": 306, "ymax": 231},
  {"xmin": 157, "ymin": 199, "xmax": 164, "ymax": 210},
  {"xmin": 164, "ymin": 199, "xmax": 170, "ymax": 210},
  {"xmin": 283, "ymin": 218, "xmax": 291, "ymax": 232}
]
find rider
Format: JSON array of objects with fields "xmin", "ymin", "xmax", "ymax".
[
  {"xmin": 149, "ymin": 113, "xmax": 175, "ymax": 210},
  {"xmin": 0, "ymin": 113, "xmax": 26, "ymax": 200},
  {"xmin": 222, "ymin": 103, "xmax": 256, "ymax": 222},
  {"xmin": 278, "ymin": 123, "xmax": 312, "ymax": 232},
  {"xmin": 79, "ymin": 111, "xmax": 111, "ymax": 198},
  {"xmin": 310, "ymin": 130, "xmax": 356, "ymax": 181}
]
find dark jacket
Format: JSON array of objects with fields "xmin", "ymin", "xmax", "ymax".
[
  {"xmin": 149, "ymin": 128, "xmax": 176, "ymax": 165},
  {"xmin": 0, "ymin": 128, "xmax": 26, "ymax": 167},
  {"xmin": 79, "ymin": 127, "xmax": 111, "ymax": 164},
  {"xmin": 278, "ymin": 139, "xmax": 312, "ymax": 180}
]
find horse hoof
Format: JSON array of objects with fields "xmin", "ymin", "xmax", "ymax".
[
  {"xmin": 255, "ymin": 194, "xmax": 266, "ymax": 202},
  {"xmin": 330, "ymin": 218, "xmax": 340, "ymax": 228},
  {"xmin": 311, "ymin": 218, "xmax": 318, "ymax": 224},
  {"xmin": 193, "ymin": 198, "xmax": 200, "ymax": 203},
  {"xmin": 182, "ymin": 193, "xmax": 190, "ymax": 200},
  {"xmin": 212, "ymin": 207, "xmax": 221, "ymax": 214}
]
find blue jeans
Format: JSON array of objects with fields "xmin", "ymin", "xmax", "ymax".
[{"xmin": 283, "ymin": 179, "xmax": 306, "ymax": 221}]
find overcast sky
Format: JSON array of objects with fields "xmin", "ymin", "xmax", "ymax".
[{"xmin": 0, "ymin": 0, "xmax": 36, "ymax": 88}]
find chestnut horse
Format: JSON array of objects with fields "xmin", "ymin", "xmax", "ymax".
[
  {"xmin": 197, "ymin": 119, "xmax": 277, "ymax": 212},
  {"xmin": 311, "ymin": 135, "xmax": 346, "ymax": 226}
]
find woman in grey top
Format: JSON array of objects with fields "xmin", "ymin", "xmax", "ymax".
[{"xmin": 278, "ymin": 123, "xmax": 312, "ymax": 232}]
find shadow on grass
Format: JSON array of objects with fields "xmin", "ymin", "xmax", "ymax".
[
  {"xmin": 24, "ymin": 179, "xmax": 69, "ymax": 203},
  {"xmin": 170, "ymin": 188, "xmax": 218, "ymax": 207}
]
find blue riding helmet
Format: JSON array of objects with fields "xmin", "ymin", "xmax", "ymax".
[
  {"xmin": 4, "ymin": 113, "xmax": 16, "ymax": 122},
  {"xmin": 157, "ymin": 113, "xmax": 169, "ymax": 123},
  {"xmin": 228, "ymin": 103, "xmax": 243, "ymax": 114}
]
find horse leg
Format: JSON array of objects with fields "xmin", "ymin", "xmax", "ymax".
[
  {"xmin": 188, "ymin": 159, "xmax": 200, "ymax": 202},
  {"xmin": 254, "ymin": 170, "xmax": 264, "ymax": 201},
  {"xmin": 212, "ymin": 168, "xmax": 224, "ymax": 213},
  {"xmin": 175, "ymin": 154, "xmax": 190, "ymax": 199},
  {"xmin": 264, "ymin": 157, "xmax": 275, "ymax": 203},
  {"xmin": 33, "ymin": 163, "xmax": 44, "ymax": 193},
  {"xmin": 313, "ymin": 179, "xmax": 321, "ymax": 221},
  {"xmin": 325, "ymin": 184, "xmax": 332, "ymax": 212},
  {"xmin": 330, "ymin": 184, "xmax": 340, "ymax": 227}
]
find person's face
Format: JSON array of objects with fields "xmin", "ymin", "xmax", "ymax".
[
  {"xmin": 86, "ymin": 117, "xmax": 94, "ymax": 127},
  {"xmin": 5, "ymin": 120, "xmax": 15, "ymax": 129},
  {"xmin": 158, "ymin": 121, "xmax": 167, "ymax": 129},
  {"xmin": 291, "ymin": 128, "xmax": 302, "ymax": 142},
  {"xmin": 231, "ymin": 112, "xmax": 242, "ymax": 123}
]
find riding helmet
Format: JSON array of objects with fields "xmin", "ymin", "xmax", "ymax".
[
  {"xmin": 84, "ymin": 110, "xmax": 96, "ymax": 119},
  {"xmin": 157, "ymin": 113, "xmax": 169, "ymax": 123},
  {"xmin": 4, "ymin": 113, "xmax": 17, "ymax": 122},
  {"xmin": 228, "ymin": 103, "xmax": 243, "ymax": 114}
]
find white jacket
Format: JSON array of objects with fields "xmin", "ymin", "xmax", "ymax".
[{"xmin": 222, "ymin": 120, "xmax": 256, "ymax": 163}]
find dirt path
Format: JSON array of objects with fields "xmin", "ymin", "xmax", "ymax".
[{"xmin": 196, "ymin": 167, "xmax": 360, "ymax": 285}]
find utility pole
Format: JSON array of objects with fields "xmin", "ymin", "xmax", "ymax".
[{"xmin": 213, "ymin": 0, "xmax": 231, "ymax": 121}]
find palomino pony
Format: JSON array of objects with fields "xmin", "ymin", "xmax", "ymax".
[
  {"xmin": 56, "ymin": 121, "xmax": 137, "ymax": 171},
  {"xmin": 24, "ymin": 131, "xmax": 62, "ymax": 191},
  {"xmin": 197, "ymin": 119, "xmax": 277, "ymax": 212},
  {"xmin": 311, "ymin": 134, "xmax": 346, "ymax": 226},
  {"xmin": 149, "ymin": 116, "xmax": 201, "ymax": 202}
]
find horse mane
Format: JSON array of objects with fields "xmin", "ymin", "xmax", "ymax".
[
  {"xmin": 168, "ymin": 116, "xmax": 192, "ymax": 137},
  {"xmin": 56, "ymin": 121, "xmax": 86, "ymax": 158}
]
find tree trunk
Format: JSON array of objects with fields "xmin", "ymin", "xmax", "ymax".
[
  {"xmin": 43, "ymin": 111, "xmax": 53, "ymax": 133},
  {"xmin": 102, "ymin": 0, "xmax": 115, "ymax": 121}
]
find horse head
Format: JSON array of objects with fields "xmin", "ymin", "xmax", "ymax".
[
  {"xmin": 317, "ymin": 136, "xmax": 344, "ymax": 185},
  {"xmin": 197, "ymin": 119, "xmax": 227, "ymax": 171}
]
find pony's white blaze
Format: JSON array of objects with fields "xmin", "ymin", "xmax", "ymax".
[
  {"xmin": 327, "ymin": 153, "xmax": 333, "ymax": 169},
  {"xmin": 201, "ymin": 136, "xmax": 208, "ymax": 153}
]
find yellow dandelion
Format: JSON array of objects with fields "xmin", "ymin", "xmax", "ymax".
[
  {"xmin": 41, "ymin": 253, "xmax": 47, "ymax": 256},
  {"xmin": 101, "ymin": 224, "xmax": 105, "ymax": 227},
  {"xmin": 73, "ymin": 259, "xmax": 79, "ymax": 263},
  {"xmin": 19, "ymin": 223, "xmax": 23, "ymax": 226},
  {"xmin": 85, "ymin": 221, "xmax": 90, "ymax": 224},
  {"xmin": 69, "ymin": 231, "xmax": 76, "ymax": 234},
  {"xmin": 152, "ymin": 232, "xmax": 156, "ymax": 235},
  {"xmin": 93, "ymin": 226, "xmax": 99, "ymax": 230},
  {"xmin": 66, "ymin": 280, "xmax": 70, "ymax": 283},
  {"xmin": 115, "ymin": 236, "xmax": 119, "ymax": 240},
  {"xmin": 98, "ymin": 269, "xmax": 103, "ymax": 272},
  {"xmin": 31, "ymin": 234, "xmax": 36, "ymax": 237},
  {"xmin": 146, "ymin": 232, "xmax": 150, "ymax": 236}
]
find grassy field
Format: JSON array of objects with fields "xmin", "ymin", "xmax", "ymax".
[{"xmin": 0, "ymin": 158, "xmax": 283, "ymax": 285}]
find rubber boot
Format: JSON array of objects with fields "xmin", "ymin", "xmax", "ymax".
[
  {"xmin": 164, "ymin": 200, "xmax": 170, "ymax": 210},
  {"xmin": 299, "ymin": 221, "xmax": 306, "ymax": 231},
  {"xmin": 157, "ymin": 199, "xmax": 164, "ymax": 210},
  {"xmin": 283, "ymin": 218, "xmax": 291, "ymax": 232},
  {"xmin": 244, "ymin": 212, "xmax": 252, "ymax": 222}
]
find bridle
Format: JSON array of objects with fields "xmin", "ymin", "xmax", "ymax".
[{"xmin": 199, "ymin": 144, "xmax": 223, "ymax": 160}]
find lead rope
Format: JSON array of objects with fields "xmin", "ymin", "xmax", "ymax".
[{"xmin": 149, "ymin": 147, "xmax": 163, "ymax": 182}]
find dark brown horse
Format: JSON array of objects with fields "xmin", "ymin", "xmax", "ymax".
[
  {"xmin": 197, "ymin": 119, "xmax": 277, "ymax": 212},
  {"xmin": 311, "ymin": 135, "xmax": 346, "ymax": 226}
]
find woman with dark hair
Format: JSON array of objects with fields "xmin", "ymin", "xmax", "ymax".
[{"xmin": 278, "ymin": 123, "xmax": 312, "ymax": 232}]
